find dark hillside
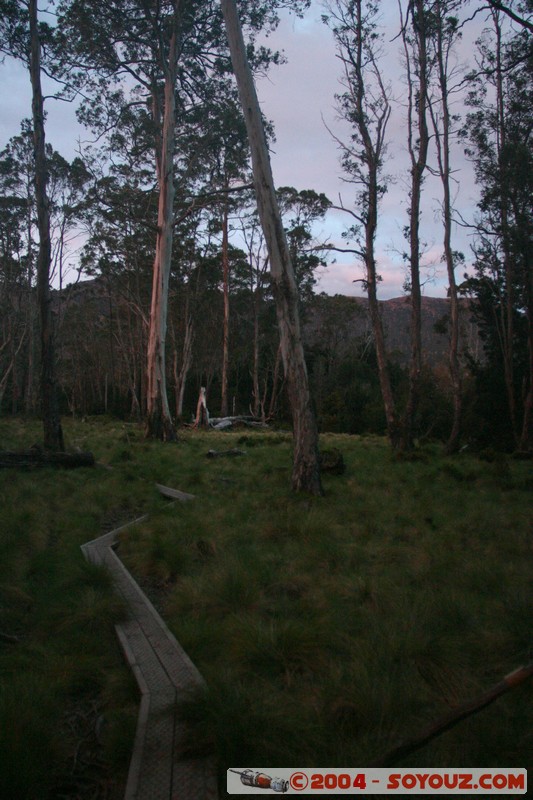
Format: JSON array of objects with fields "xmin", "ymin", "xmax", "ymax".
[{"xmin": 303, "ymin": 293, "xmax": 481, "ymax": 368}]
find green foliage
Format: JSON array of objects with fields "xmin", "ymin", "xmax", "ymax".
[{"xmin": 461, "ymin": 19, "xmax": 533, "ymax": 449}]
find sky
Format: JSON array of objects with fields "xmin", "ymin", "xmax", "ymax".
[{"xmin": 0, "ymin": 1, "xmax": 497, "ymax": 299}]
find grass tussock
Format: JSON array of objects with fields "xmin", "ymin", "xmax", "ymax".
[{"xmin": 0, "ymin": 418, "xmax": 532, "ymax": 796}]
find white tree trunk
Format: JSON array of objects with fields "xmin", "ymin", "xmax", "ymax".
[
  {"xmin": 221, "ymin": 0, "xmax": 322, "ymax": 494},
  {"xmin": 146, "ymin": 24, "xmax": 178, "ymax": 441}
]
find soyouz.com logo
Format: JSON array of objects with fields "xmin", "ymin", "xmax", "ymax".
[{"xmin": 227, "ymin": 768, "xmax": 527, "ymax": 794}]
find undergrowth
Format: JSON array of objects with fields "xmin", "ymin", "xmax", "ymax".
[{"xmin": 0, "ymin": 418, "xmax": 531, "ymax": 798}]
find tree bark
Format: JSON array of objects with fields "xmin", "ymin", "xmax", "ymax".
[
  {"xmin": 146, "ymin": 10, "xmax": 179, "ymax": 442},
  {"xmin": 221, "ymin": 0, "xmax": 322, "ymax": 495},
  {"xmin": 29, "ymin": 0, "xmax": 64, "ymax": 452}
]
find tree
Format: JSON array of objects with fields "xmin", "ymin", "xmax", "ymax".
[
  {"xmin": 462, "ymin": 8, "xmax": 532, "ymax": 450},
  {"xmin": 486, "ymin": 0, "xmax": 533, "ymax": 33},
  {"xmin": 202, "ymin": 99, "xmax": 252, "ymax": 417},
  {"xmin": 57, "ymin": 0, "xmax": 209, "ymax": 438},
  {"xmin": 398, "ymin": 0, "xmax": 432, "ymax": 451},
  {"xmin": 0, "ymin": 125, "xmax": 35, "ymax": 413},
  {"xmin": 0, "ymin": 0, "xmax": 64, "ymax": 450},
  {"xmin": 323, "ymin": 0, "xmax": 400, "ymax": 447},
  {"xmin": 221, "ymin": 0, "xmax": 323, "ymax": 495},
  {"xmin": 427, "ymin": 0, "xmax": 464, "ymax": 453},
  {"xmin": 277, "ymin": 186, "xmax": 331, "ymax": 309}
]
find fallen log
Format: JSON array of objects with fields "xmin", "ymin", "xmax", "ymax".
[
  {"xmin": 372, "ymin": 661, "xmax": 533, "ymax": 766},
  {"xmin": 210, "ymin": 415, "xmax": 261, "ymax": 424},
  {"xmin": 206, "ymin": 448, "xmax": 246, "ymax": 458},
  {"xmin": 156, "ymin": 483, "xmax": 196, "ymax": 502},
  {"xmin": 0, "ymin": 450, "xmax": 95, "ymax": 469},
  {"xmin": 210, "ymin": 416, "xmax": 269, "ymax": 430}
]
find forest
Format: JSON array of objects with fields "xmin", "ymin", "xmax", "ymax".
[
  {"xmin": 0, "ymin": 0, "xmax": 532, "ymax": 486},
  {"xmin": 0, "ymin": 3, "xmax": 532, "ymax": 797}
]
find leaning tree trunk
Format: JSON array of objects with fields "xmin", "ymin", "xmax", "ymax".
[
  {"xmin": 29, "ymin": 0, "xmax": 64, "ymax": 452},
  {"xmin": 145, "ymin": 22, "xmax": 178, "ymax": 442},
  {"xmin": 221, "ymin": 0, "xmax": 322, "ymax": 494}
]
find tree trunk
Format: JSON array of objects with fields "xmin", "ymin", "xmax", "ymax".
[
  {"xmin": 174, "ymin": 311, "xmax": 194, "ymax": 420},
  {"xmin": 145, "ymin": 15, "xmax": 178, "ymax": 442},
  {"xmin": 431, "ymin": 1, "xmax": 462, "ymax": 454},
  {"xmin": 24, "ymin": 198, "xmax": 36, "ymax": 414},
  {"xmin": 221, "ymin": 196, "xmax": 230, "ymax": 416},
  {"xmin": 252, "ymin": 286, "xmax": 261, "ymax": 417},
  {"xmin": 366, "ymin": 174, "xmax": 399, "ymax": 446},
  {"xmin": 355, "ymin": 0, "xmax": 397, "ymax": 448},
  {"xmin": 268, "ymin": 342, "xmax": 283, "ymax": 420},
  {"xmin": 493, "ymin": 10, "xmax": 518, "ymax": 446},
  {"xmin": 326, "ymin": 1, "xmax": 397, "ymax": 448},
  {"xmin": 399, "ymin": 0, "xmax": 430, "ymax": 452},
  {"xmin": 221, "ymin": 0, "xmax": 322, "ymax": 495},
  {"xmin": 29, "ymin": 0, "xmax": 64, "ymax": 452},
  {"xmin": 519, "ymin": 248, "xmax": 533, "ymax": 451},
  {"xmin": 194, "ymin": 386, "xmax": 209, "ymax": 428}
]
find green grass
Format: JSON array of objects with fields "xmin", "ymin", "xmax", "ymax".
[{"xmin": 0, "ymin": 419, "xmax": 532, "ymax": 797}]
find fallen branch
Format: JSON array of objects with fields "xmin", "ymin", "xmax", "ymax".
[
  {"xmin": 372, "ymin": 661, "xmax": 533, "ymax": 766},
  {"xmin": 0, "ymin": 450, "xmax": 95, "ymax": 469},
  {"xmin": 0, "ymin": 631, "xmax": 20, "ymax": 644}
]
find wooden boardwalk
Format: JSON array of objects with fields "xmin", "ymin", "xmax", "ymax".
[{"xmin": 82, "ymin": 509, "xmax": 218, "ymax": 800}]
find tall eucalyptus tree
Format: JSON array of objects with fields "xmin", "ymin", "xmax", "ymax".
[
  {"xmin": 221, "ymin": 0, "xmax": 323, "ymax": 494},
  {"xmin": 427, "ymin": 0, "xmax": 464, "ymax": 453},
  {"xmin": 323, "ymin": 0, "xmax": 399, "ymax": 447},
  {"xmin": 0, "ymin": 0, "xmax": 64, "ymax": 449},
  {"xmin": 399, "ymin": 0, "xmax": 432, "ymax": 450}
]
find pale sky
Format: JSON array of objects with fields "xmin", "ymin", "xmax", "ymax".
[
  {"xmin": 0, "ymin": 1, "xmax": 498, "ymax": 299},
  {"xmin": 254, "ymin": 1, "xmax": 489, "ymax": 299}
]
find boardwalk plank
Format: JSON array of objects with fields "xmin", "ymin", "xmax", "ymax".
[{"xmin": 81, "ymin": 503, "xmax": 218, "ymax": 800}]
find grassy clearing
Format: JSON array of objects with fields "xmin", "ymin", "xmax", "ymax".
[
  {"xmin": 119, "ymin": 429, "xmax": 532, "ymax": 781},
  {"xmin": 0, "ymin": 419, "xmax": 532, "ymax": 797}
]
